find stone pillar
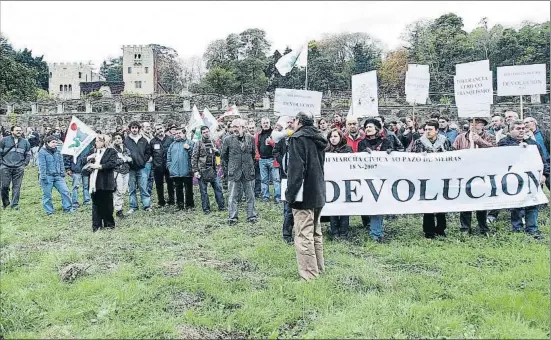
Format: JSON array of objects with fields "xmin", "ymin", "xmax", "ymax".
[
  {"xmin": 148, "ymin": 99, "xmax": 155, "ymax": 112},
  {"xmin": 221, "ymin": 98, "xmax": 229, "ymax": 110},
  {"xmin": 263, "ymin": 97, "xmax": 270, "ymax": 110},
  {"xmin": 7, "ymin": 104, "xmax": 14, "ymax": 114},
  {"xmin": 57, "ymin": 103, "xmax": 63, "ymax": 114},
  {"xmin": 31, "ymin": 103, "xmax": 38, "ymax": 114},
  {"xmin": 115, "ymin": 101, "xmax": 122, "ymax": 113},
  {"xmin": 85, "ymin": 101, "xmax": 92, "ymax": 113},
  {"xmin": 183, "ymin": 100, "xmax": 191, "ymax": 111}
]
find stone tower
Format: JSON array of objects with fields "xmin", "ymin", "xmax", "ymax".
[
  {"xmin": 122, "ymin": 45, "xmax": 157, "ymax": 95},
  {"xmin": 48, "ymin": 62, "xmax": 103, "ymax": 100}
]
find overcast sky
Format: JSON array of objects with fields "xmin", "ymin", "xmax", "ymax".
[{"xmin": 2, "ymin": 1, "xmax": 549, "ymax": 70}]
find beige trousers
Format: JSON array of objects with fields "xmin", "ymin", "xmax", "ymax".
[{"xmin": 292, "ymin": 208, "xmax": 324, "ymax": 280}]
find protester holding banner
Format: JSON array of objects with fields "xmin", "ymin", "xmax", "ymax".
[
  {"xmin": 358, "ymin": 118, "xmax": 394, "ymax": 242},
  {"xmin": 412, "ymin": 120, "xmax": 453, "ymax": 239},
  {"xmin": 398, "ymin": 116, "xmax": 421, "ymax": 152},
  {"xmin": 0, "ymin": 126, "xmax": 31, "ymax": 211},
  {"xmin": 222, "ymin": 119, "xmax": 258, "ymax": 225},
  {"xmin": 344, "ymin": 117, "xmax": 365, "ymax": 152},
  {"xmin": 286, "ymin": 111, "xmax": 327, "ymax": 281},
  {"xmin": 437, "ymin": 116, "xmax": 459, "ymax": 144},
  {"xmin": 452, "ymin": 118, "xmax": 496, "ymax": 235},
  {"xmin": 86, "ymin": 134, "xmax": 118, "ymax": 232},
  {"xmin": 63, "ymin": 142, "xmax": 93, "ymax": 209},
  {"xmin": 325, "ymin": 128, "xmax": 353, "ymax": 239},
  {"xmin": 124, "ymin": 121, "xmax": 152, "ymax": 214},
  {"xmin": 497, "ymin": 120, "xmax": 549, "ymax": 239},
  {"xmin": 38, "ymin": 136, "xmax": 73, "ymax": 215}
]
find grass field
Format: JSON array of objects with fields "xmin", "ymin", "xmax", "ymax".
[{"xmin": 1, "ymin": 167, "xmax": 550, "ymax": 339}]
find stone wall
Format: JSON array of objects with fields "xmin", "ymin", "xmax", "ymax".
[{"xmin": 1, "ymin": 104, "xmax": 548, "ymax": 134}]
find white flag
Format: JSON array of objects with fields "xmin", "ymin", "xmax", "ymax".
[
  {"xmin": 61, "ymin": 116, "xmax": 97, "ymax": 163},
  {"xmin": 186, "ymin": 105, "xmax": 203, "ymax": 141},
  {"xmin": 202, "ymin": 108, "xmax": 219, "ymax": 132},
  {"xmin": 275, "ymin": 44, "xmax": 308, "ymax": 76}
]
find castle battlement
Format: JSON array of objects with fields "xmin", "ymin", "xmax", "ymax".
[
  {"xmin": 48, "ymin": 62, "xmax": 89, "ymax": 68},
  {"xmin": 122, "ymin": 45, "xmax": 151, "ymax": 51}
]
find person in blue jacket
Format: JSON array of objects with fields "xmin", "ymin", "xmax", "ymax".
[
  {"xmin": 167, "ymin": 127, "xmax": 195, "ymax": 210},
  {"xmin": 38, "ymin": 136, "xmax": 73, "ymax": 215}
]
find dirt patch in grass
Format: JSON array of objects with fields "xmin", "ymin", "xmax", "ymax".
[
  {"xmin": 166, "ymin": 291, "xmax": 205, "ymax": 314},
  {"xmin": 176, "ymin": 324, "xmax": 247, "ymax": 339},
  {"xmin": 59, "ymin": 263, "xmax": 90, "ymax": 282}
]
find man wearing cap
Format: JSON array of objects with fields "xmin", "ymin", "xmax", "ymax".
[{"xmin": 452, "ymin": 118, "xmax": 496, "ymax": 236}]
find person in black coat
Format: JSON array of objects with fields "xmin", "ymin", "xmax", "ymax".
[
  {"xmin": 325, "ymin": 128, "xmax": 353, "ymax": 239},
  {"xmin": 86, "ymin": 134, "xmax": 118, "ymax": 232}
]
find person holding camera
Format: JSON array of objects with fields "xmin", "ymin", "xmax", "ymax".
[{"xmin": 192, "ymin": 126, "xmax": 225, "ymax": 215}]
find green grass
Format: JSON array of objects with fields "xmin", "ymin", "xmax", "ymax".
[{"xmin": 1, "ymin": 167, "xmax": 549, "ymax": 339}]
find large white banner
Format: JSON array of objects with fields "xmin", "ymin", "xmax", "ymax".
[
  {"xmin": 274, "ymin": 88, "xmax": 322, "ymax": 117},
  {"xmin": 320, "ymin": 146, "xmax": 547, "ymax": 216},
  {"xmin": 352, "ymin": 71, "xmax": 379, "ymax": 117},
  {"xmin": 497, "ymin": 64, "xmax": 547, "ymax": 96}
]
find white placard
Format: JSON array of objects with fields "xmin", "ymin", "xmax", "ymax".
[
  {"xmin": 456, "ymin": 60, "xmax": 489, "ymax": 73},
  {"xmin": 405, "ymin": 65, "xmax": 430, "ymax": 105},
  {"xmin": 274, "ymin": 88, "xmax": 322, "ymax": 117},
  {"xmin": 497, "ymin": 64, "xmax": 547, "ymax": 96},
  {"xmin": 352, "ymin": 70, "xmax": 379, "ymax": 117},
  {"xmin": 320, "ymin": 146, "xmax": 547, "ymax": 216},
  {"xmin": 281, "ymin": 179, "xmax": 303, "ymax": 202}
]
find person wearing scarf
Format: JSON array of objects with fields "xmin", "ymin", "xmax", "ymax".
[
  {"xmin": 37, "ymin": 136, "xmax": 73, "ymax": 215},
  {"xmin": 411, "ymin": 120, "xmax": 454, "ymax": 239},
  {"xmin": 358, "ymin": 118, "xmax": 393, "ymax": 242},
  {"xmin": 325, "ymin": 128, "xmax": 354, "ymax": 239},
  {"xmin": 86, "ymin": 134, "xmax": 118, "ymax": 232}
]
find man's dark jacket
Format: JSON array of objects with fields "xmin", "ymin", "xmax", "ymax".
[
  {"xmin": 124, "ymin": 135, "xmax": 152, "ymax": 170},
  {"xmin": 286, "ymin": 125, "xmax": 327, "ymax": 210},
  {"xmin": 150, "ymin": 135, "xmax": 174, "ymax": 169}
]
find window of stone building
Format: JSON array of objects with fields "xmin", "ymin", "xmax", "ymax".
[
  {"xmin": 60, "ymin": 85, "xmax": 63, "ymax": 91},
  {"xmin": 128, "ymin": 67, "xmax": 132, "ymax": 74},
  {"xmin": 138, "ymin": 54, "xmax": 141, "ymax": 59},
  {"xmin": 69, "ymin": 85, "xmax": 72, "ymax": 92},
  {"xmin": 145, "ymin": 67, "xmax": 149, "ymax": 74},
  {"xmin": 135, "ymin": 81, "xmax": 142, "ymax": 89},
  {"xmin": 64, "ymin": 85, "xmax": 68, "ymax": 92},
  {"xmin": 79, "ymin": 72, "xmax": 82, "ymax": 79},
  {"xmin": 134, "ymin": 54, "xmax": 137, "ymax": 59}
]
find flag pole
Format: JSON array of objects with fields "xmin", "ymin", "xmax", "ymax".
[{"xmin": 304, "ymin": 55, "xmax": 308, "ymax": 90}]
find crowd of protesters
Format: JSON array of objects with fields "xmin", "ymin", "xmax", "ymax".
[{"xmin": 0, "ymin": 109, "xmax": 549, "ymax": 280}]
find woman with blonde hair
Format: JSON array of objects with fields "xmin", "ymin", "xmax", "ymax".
[{"xmin": 85, "ymin": 134, "xmax": 118, "ymax": 232}]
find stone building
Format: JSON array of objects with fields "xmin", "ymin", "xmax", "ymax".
[
  {"xmin": 122, "ymin": 45, "xmax": 166, "ymax": 95},
  {"xmin": 48, "ymin": 62, "xmax": 104, "ymax": 100}
]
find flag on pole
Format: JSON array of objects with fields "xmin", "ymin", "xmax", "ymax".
[
  {"xmin": 275, "ymin": 44, "xmax": 308, "ymax": 76},
  {"xmin": 61, "ymin": 116, "xmax": 97, "ymax": 163},
  {"xmin": 186, "ymin": 105, "xmax": 203, "ymax": 141}
]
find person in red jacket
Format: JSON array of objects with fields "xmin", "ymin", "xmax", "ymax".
[
  {"xmin": 344, "ymin": 117, "xmax": 365, "ymax": 152},
  {"xmin": 254, "ymin": 118, "xmax": 281, "ymax": 203}
]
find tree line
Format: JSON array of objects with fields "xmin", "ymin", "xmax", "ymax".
[{"xmin": 1, "ymin": 13, "xmax": 549, "ymax": 104}]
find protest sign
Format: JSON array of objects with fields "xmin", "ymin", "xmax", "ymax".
[
  {"xmin": 497, "ymin": 64, "xmax": 547, "ymax": 96},
  {"xmin": 405, "ymin": 64, "xmax": 430, "ymax": 105},
  {"xmin": 320, "ymin": 146, "xmax": 547, "ymax": 216},
  {"xmin": 61, "ymin": 116, "xmax": 97, "ymax": 163},
  {"xmin": 274, "ymin": 88, "xmax": 322, "ymax": 117},
  {"xmin": 352, "ymin": 70, "xmax": 379, "ymax": 117},
  {"xmin": 454, "ymin": 60, "xmax": 493, "ymax": 118}
]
